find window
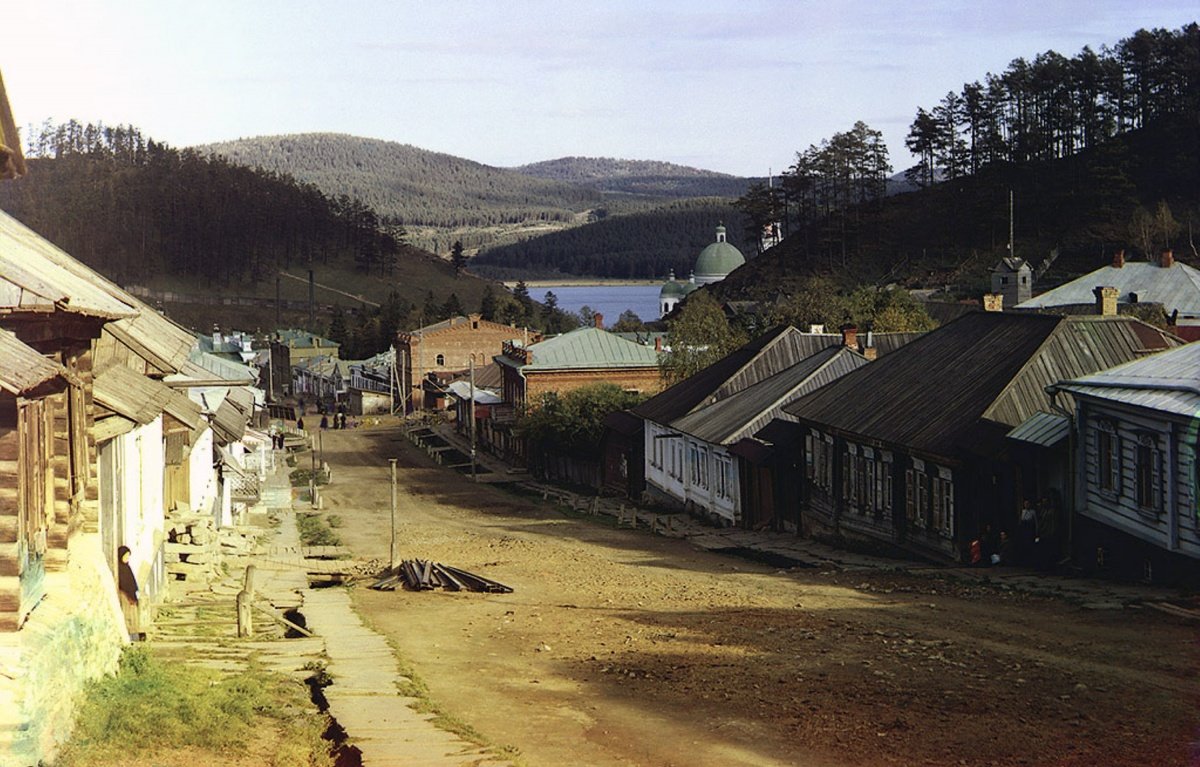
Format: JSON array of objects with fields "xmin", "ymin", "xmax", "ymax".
[
  {"xmin": 1135, "ymin": 433, "xmax": 1161, "ymax": 512},
  {"xmin": 808, "ymin": 432, "xmax": 833, "ymax": 491},
  {"xmin": 435, "ymin": 354, "xmax": 446, "ymax": 366},
  {"xmin": 907, "ymin": 463, "xmax": 929, "ymax": 529},
  {"xmin": 1097, "ymin": 420, "xmax": 1119, "ymax": 493},
  {"xmin": 931, "ymin": 468, "xmax": 954, "ymax": 537},
  {"xmin": 715, "ymin": 456, "xmax": 733, "ymax": 500}
]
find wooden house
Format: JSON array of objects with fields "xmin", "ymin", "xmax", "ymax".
[
  {"xmin": 0, "ymin": 209, "xmax": 139, "ymax": 765},
  {"xmin": 783, "ymin": 312, "xmax": 1179, "ymax": 563},
  {"xmin": 1048, "ymin": 341, "xmax": 1200, "ymax": 583}
]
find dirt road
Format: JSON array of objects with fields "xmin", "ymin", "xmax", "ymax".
[{"xmin": 315, "ymin": 424, "xmax": 1198, "ymax": 767}]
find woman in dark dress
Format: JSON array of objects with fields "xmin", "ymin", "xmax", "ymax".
[{"xmin": 117, "ymin": 545, "xmax": 141, "ymax": 641}]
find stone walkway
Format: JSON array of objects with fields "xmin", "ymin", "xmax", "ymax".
[{"xmin": 155, "ymin": 453, "xmax": 514, "ymax": 766}]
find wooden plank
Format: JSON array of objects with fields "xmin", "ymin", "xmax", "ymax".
[{"xmin": 252, "ymin": 601, "xmax": 314, "ymax": 637}]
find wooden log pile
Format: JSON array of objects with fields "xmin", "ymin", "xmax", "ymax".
[
  {"xmin": 369, "ymin": 559, "xmax": 513, "ymax": 593},
  {"xmin": 164, "ymin": 513, "xmax": 262, "ymax": 586}
]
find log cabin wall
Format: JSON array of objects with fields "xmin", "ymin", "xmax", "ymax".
[{"xmin": 0, "ymin": 396, "xmax": 19, "ymax": 632}]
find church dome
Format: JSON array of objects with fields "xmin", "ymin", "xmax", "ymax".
[
  {"xmin": 694, "ymin": 224, "xmax": 745, "ymax": 284},
  {"xmin": 681, "ymin": 272, "xmax": 699, "ymax": 295},
  {"xmin": 659, "ymin": 270, "xmax": 684, "ymax": 299}
]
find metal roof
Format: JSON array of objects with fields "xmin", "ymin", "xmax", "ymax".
[
  {"xmin": 0, "ymin": 209, "xmax": 136, "ymax": 319},
  {"xmin": 784, "ymin": 312, "xmax": 1179, "ymax": 460},
  {"xmin": 0, "ymin": 329, "xmax": 67, "ymax": 395},
  {"xmin": 672, "ymin": 346, "xmax": 866, "ymax": 445},
  {"xmin": 632, "ymin": 326, "xmax": 837, "ymax": 424},
  {"xmin": 1051, "ymin": 340, "xmax": 1200, "ymax": 417},
  {"xmin": 515, "ymin": 327, "xmax": 660, "ymax": 371},
  {"xmin": 1006, "ymin": 411, "xmax": 1071, "ymax": 447},
  {"xmin": 445, "ymin": 380, "xmax": 503, "ymax": 404},
  {"xmin": 1015, "ymin": 261, "xmax": 1200, "ymax": 316}
]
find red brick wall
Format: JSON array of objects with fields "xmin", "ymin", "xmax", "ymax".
[
  {"xmin": 398, "ymin": 318, "xmax": 528, "ymax": 407},
  {"xmin": 523, "ymin": 367, "xmax": 664, "ymax": 403}
]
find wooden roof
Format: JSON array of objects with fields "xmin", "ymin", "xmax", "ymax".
[
  {"xmin": 784, "ymin": 312, "xmax": 1179, "ymax": 461},
  {"xmin": 0, "ymin": 328, "xmax": 66, "ymax": 395},
  {"xmin": 0, "ymin": 210, "xmax": 136, "ymax": 319},
  {"xmin": 93, "ymin": 365, "xmax": 202, "ymax": 428}
]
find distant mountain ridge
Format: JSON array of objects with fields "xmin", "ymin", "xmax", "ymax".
[
  {"xmin": 513, "ymin": 156, "xmax": 753, "ymax": 199},
  {"xmin": 197, "ymin": 134, "xmax": 752, "ymax": 252}
]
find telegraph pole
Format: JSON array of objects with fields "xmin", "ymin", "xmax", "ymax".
[
  {"xmin": 469, "ymin": 355, "xmax": 477, "ymax": 482},
  {"xmin": 389, "ymin": 458, "xmax": 398, "ymax": 570}
]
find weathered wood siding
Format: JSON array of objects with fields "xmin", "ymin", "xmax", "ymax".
[{"xmin": 1080, "ymin": 399, "xmax": 1200, "ymax": 560}]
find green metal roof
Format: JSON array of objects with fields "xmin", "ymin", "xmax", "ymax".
[
  {"xmin": 660, "ymin": 275, "xmax": 685, "ymax": 298},
  {"xmin": 517, "ymin": 327, "xmax": 660, "ymax": 370}
]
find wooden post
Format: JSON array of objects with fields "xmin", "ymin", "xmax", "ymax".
[
  {"xmin": 469, "ymin": 354, "xmax": 477, "ymax": 482},
  {"xmin": 237, "ymin": 564, "xmax": 256, "ymax": 637},
  {"xmin": 389, "ymin": 458, "xmax": 398, "ymax": 571}
]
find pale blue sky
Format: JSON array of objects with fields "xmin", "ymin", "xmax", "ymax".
[{"xmin": 6, "ymin": 1, "xmax": 1197, "ymax": 176}]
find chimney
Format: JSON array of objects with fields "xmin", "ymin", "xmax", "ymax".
[
  {"xmin": 982, "ymin": 293, "xmax": 1004, "ymax": 312},
  {"xmin": 809, "ymin": 324, "xmax": 825, "ymax": 334},
  {"xmin": 862, "ymin": 346, "xmax": 878, "ymax": 361},
  {"xmin": 654, "ymin": 336, "xmax": 663, "ymax": 352},
  {"xmin": 1161, "ymin": 249, "xmax": 1174, "ymax": 268},
  {"xmin": 1112, "ymin": 249, "xmax": 1125, "ymax": 269},
  {"xmin": 840, "ymin": 324, "xmax": 858, "ymax": 350},
  {"xmin": 1093, "ymin": 286, "xmax": 1118, "ymax": 317},
  {"xmin": 593, "ymin": 312, "xmax": 604, "ymax": 329}
]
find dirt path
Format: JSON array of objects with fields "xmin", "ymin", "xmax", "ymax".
[{"xmin": 315, "ymin": 424, "xmax": 1199, "ymax": 767}]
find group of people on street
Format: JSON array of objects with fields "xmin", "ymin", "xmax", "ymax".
[{"xmin": 971, "ymin": 494, "xmax": 1060, "ymax": 569}]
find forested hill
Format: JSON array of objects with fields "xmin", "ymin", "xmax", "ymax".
[
  {"xmin": 0, "ymin": 123, "xmax": 495, "ymax": 332},
  {"xmin": 470, "ymin": 199, "xmax": 748, "ymax": 280},
  {"xmin": 715, "ymin": 22, "xmax": 1200, "ymax": 303},
  {"xmin": 513, "ymin": 157, "xmax": 753, "ymax": 198},
  {"xmin": 201, "ymin": 133, "xmax": 601, "ymax": 229}
]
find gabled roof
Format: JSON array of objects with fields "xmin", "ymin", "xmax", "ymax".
[
  {"xmin": 1015, "ymin": 261, "xmax": 1200, "ymax": 316},
  {"xmin": 499, "ymin": 327, "xmax": 659, "ymax": 371},
  {"xmin": 993, "ymin": 257, "xmax": 1029, "ymax": 273},
  {"xmin": 400, "ymin": 314, "xmax": 521, "ymax": 340},
  {"xmin": 93, "ymin": 365, "xmax": 202, "ymax": 428},
  {"xmin": 784, "ymin": 312, "xmax": 1179, "ymax": 460},
  {"xmin": 0, "ymin": 209, "xmax": 136, "ymax": 319},
  {"xmin": 0, "ymin": 329, "xmax": 67, "ymax": 395},
  {"xmin": 166, "ymin": 350, "xmax": 257, "ymax": 387},
  {"xmin": 672, "ymin": 346, "xmax": 867, "ymax": 445},
  {"xmin": 274, "ymin": 329, "xmax": 340, "ymax": 350},
  {"xmin": 1050, "ymin": 340, "xmax": 1200, "ymax": 417},
  {"xmin": 632, "ymin": 325, "xmax": 840, "ymax": 424}
]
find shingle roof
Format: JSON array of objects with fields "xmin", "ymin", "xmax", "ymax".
[
  {"xmin": 671, "ymin": 346, "xmax": 867, "ymax": 445},
  {"xmin": 784, "ymin": 312, "xmax": 1179, "ymax": 460},
  {"xmin": 93, "ymin": 365, "xmax": 202, "ymax": 428},
  {"xmin": 1015, "ymin": 261, "xmax": 1200, "ymax": 316},
  {"xmin": 632, "ymin": 326, "xmax": 840, "ymax": 424},
  {"xmin": 509, "ymin": 327, "xmax": 660, "ymax": 371},
  {"xmin": 0, "ymin": 329, "xmax": 66, "ymax": 395}
]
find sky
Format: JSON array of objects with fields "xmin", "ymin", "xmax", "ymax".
[{"xmin": 6, "ymin": 1, "xmax": 1197, "ymax": 177}]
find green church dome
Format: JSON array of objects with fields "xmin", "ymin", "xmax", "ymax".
[
  {"xmin": 694, "ymin": 224, "xmax": 745, "ymax": 281},
  {"xmin": 660, "ymin": 270, "xmax": 685, "ymax": 298},
  {"xmin": 681, "ymin": 272, "xmax": 699, "ymax": 294}
]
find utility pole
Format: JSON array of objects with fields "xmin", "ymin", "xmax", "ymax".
[
  {"xmin": 389, "ymin": 345, "xmax": 396, "ymax": 416},
  {"xmin": 469, "ymin": 354, "xmax": 477, "ymax": 482},
  {"xmin": 389, "ymin": 458, "xmax": 397, "ymax": 570}
]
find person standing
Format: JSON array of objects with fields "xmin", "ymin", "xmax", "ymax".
[
  {"xmin": 1018, "ymin": 499, "xmax": 1038, "ymax": 564},
  {"xmin": 117, "ymin": 546, "xmax": 142, "ymax": 641}
]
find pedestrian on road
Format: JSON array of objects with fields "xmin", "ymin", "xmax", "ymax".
[{"xmin": 296, "ymin": 416, "xmax": 305, "ymax": 432}]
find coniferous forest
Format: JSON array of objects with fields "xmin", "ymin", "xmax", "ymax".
[{"xmin": 724, "ymin": 23, "xmax": 1200, "ymax": 299}]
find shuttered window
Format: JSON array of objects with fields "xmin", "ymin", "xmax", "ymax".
[
  {"xmin": 1135, "ymin": 433, "xmax": 1161, "ymax": 512},
  {"xmin": 1097, "ymin": 421, "xmax": 1119, "ymax": 493}
]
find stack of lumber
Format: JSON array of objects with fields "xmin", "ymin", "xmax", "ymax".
[{"xmin": 369, "ymin": 559, "xmax": 513, "ymax": 593}]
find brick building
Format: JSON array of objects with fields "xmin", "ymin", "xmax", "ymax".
[
  {"xmin": 396, "ymin": 314, "xmax": 532, "ymax": 410},
  {"xmin": 495, "ymin": 317, "xmax": 664, "ymax": 406}
]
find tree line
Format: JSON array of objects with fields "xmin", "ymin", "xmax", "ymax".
[
  {"xmin": 1, "ymin": 120, "xmax": 407, "ymax": 285},
  {"xmin": 471, "ymin": 199, "xmax": 748, "ymax": 279},
  {"xmin": 904, "ymin": 24, "xmax": 1200, "ymax": 186}
]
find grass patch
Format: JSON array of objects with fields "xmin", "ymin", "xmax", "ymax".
[
  {"xmin": 296, "ymin": 513, "xmax": 341, "ymax": 547},
  {"xmin": 57, "ymin": 646, "xmax": 331, "ymax": 766},
  {"xmin": 289, "ymin": 468, "xmax": 330, "ymax": 487}
]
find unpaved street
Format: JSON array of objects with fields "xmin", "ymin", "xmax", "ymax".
[{"xmin": 316, "ymin": 424, "xmax": 1198, "ymax": 767}]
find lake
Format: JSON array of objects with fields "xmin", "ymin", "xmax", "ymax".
[{"xmin": 531, "ymin": 284, "xmax": 662, "ymax": 327}]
